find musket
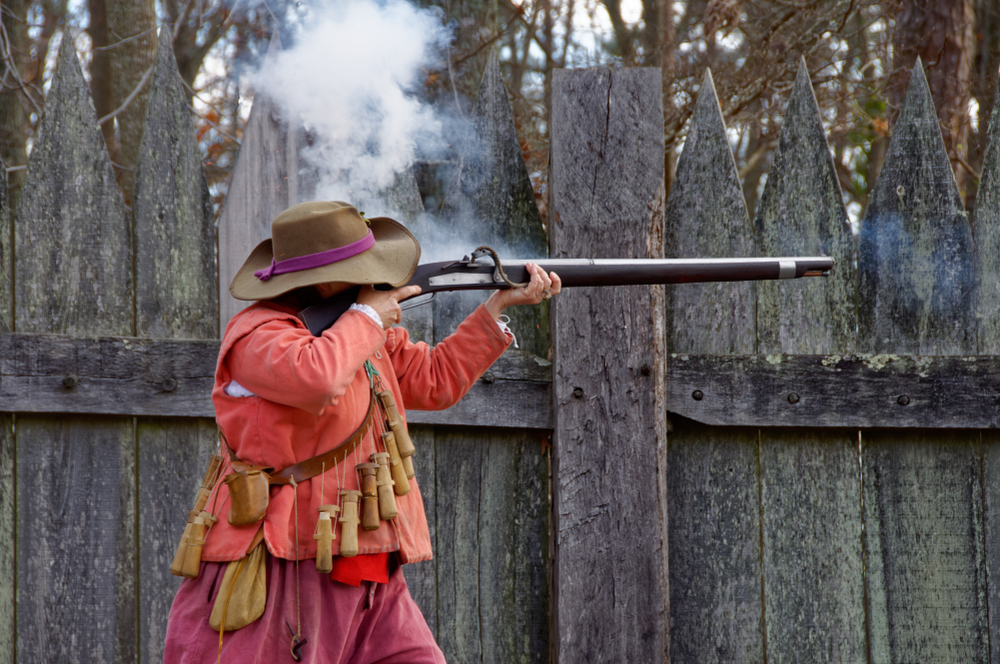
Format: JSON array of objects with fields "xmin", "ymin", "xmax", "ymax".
[{"xmin": 300, "ymin": 248, "xmax": 833, "ymax": 336}]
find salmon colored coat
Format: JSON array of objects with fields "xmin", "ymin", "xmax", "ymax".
[{"xmin": 201, "ymin": 300, "xmax": 511, "ymax": 564}]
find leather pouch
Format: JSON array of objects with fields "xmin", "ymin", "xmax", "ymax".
[
  {"xmin": 225, "ymin": 463, "xmax": 272, "ymax": 525},
  {"xmin": 209, "ymin": 540, "xmax": 267, "ymax": 632}
]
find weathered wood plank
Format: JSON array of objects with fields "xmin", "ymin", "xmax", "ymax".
[
  {"xmin": 433, "ymin": 429, "xmax": 484, "ymax": 664},
  {"xmin": 857, "ymin": 59, "xmax": 974, "ymax": 356},
  {"xmin": 667, "ymin": 422, "xmax": 763, "ymax": 664},
  {"xmin": 859, "ymin": 60, "xmax": 986, "ymax": 664},
  {"xmin": 425, "ymin": 52, "xmax": 553, "ymax": 664},
  {"xmin": 217, "ymin": 34, "xmax": 315, "ymax": 330},
  {"xmin": 754, "ymin": 61, "xmax": 863, "ymax": 664},
  {"xmin": 982, "ymin": 432, "xmax": 1000, "ymax": 664},
  {"xmin": 667, "ymin": 353, "xmax": 1000, "ymax": 429},
  {"xmin": 16, "ymin": 415, "xmax": 136, "ymax": 664},
  {"xmin": 863, "ymin": 433, "xmax": 988, "ymax": 663},
  {"xmin": 754, "ymin": 60, "xmax": 855, "ymax": 355},
  {"xmin": 432, "ymin": 429, "xmax": 551, "ymax": 664},
  {"xmin": 976, "ymin": 70, "xmax": 1000, "ymax": 664},
  {"xmin": 138, "ymin": 418, "xmax": 217, "ymax": 664},
  {"xmin": 15, "ymin": 39, "xmax": 132, "ymax": 337},
  {"xmin": 664, "ymin": 68, "xmax": 760, "ymax": 663},
  {"xmin": 550, "ymin": 66, "xmax": 668, "ymax": 663},
  {"xmin": 132, "ymin": 33, "xmax": 221, "ymax": 661},
  {"xmin": 439, "ymin": 51, "xmax": 548, "ymax": 354},
  {"xmin": 133, "ymin": 28, "xmax": 217, "ymax": 339},
  {"xmin": 0, "ymin": 164, "xmax": 10, "ymax": 332},
  {"xmin": 0, "ymin": 333, "xmax": 551, "ymax": 427},
  {"xmin": 759, "ymin": 432, "xmax": 864, "ymax": 663},
  {"xmin": 13, "ymin": 38, "xmax": 136, "ymax": 663},
  {"xmin": 976, "ymin": 66, "xmax": 1000, "ymax": 355},
  {"xmin": 664, "ymin": 68, "xmax": 755, "ymax": 356},
  {"xmin": 0, "ymin": 414, "xmax": 12, "ymax": 664},
  {"xmin": 402, "ymin": 426, "xmax": 437, "ymax": 638}
]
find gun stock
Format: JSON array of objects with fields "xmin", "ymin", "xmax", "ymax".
[{"xmin": 300, "ymin": 256, "xmax": 833, "ymax": 336}]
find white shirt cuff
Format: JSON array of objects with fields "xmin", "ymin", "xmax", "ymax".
[{"xmin": 349, "ymin": 303, "xmax": 382, "ymax": 328}]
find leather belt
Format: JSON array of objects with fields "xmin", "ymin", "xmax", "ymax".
[{"xmin": 229, "ymin": 393, "xmax": 377, "ymax": 487}]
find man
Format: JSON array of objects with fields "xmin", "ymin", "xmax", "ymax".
[{"xmin": 164, "ymin": 201, "xmax": 559, "ymax": 663}]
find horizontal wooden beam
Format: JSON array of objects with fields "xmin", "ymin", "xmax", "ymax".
[
  {"xmin": 0, "ymin": 333, "xmax": 553, "ymax": 430},
  {"xmin": 667, "ymin": 353, "xmax": 1000, "ymax": 428},
  {"xmin": 6, "ymin": 333, "xmax": 999, "ymax": 429}
]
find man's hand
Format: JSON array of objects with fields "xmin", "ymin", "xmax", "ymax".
[
  {"xmin": 357, "ymin": 285, "xmax": 422, "ymax": 330},
  {"xmin": 485, "ymin": 262, "xmax": 562, "ymax": 320}
]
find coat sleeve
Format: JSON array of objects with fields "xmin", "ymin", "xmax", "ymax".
[
  {"xmin": 389, "ymin": 304, "xmax": 512, "ymax": 411},
  {"xmin": 225, "ymin": 309, "xmax": 387, "ymax": 415}
]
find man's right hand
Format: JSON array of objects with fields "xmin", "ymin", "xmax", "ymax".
[{"xmin": 356, "ymin": 285, "xmax": 423, "ymax": 329}]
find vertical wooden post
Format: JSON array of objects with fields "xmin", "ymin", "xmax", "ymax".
[
  {"xmin": 976, "ymin": 69, "xmax": 1000, "ymax": 664},
  {"xmin": 132, "ymin": 29, "xmax": 220, "ymax": 663},
  {"xmin": 550, "ymin": 67, "xmax": 667, "ymax": 663},
  {"xmin": 217, "ymin": 34, "xmax": 314, "ymax": 331},
  {"xmin": 858, "ymin": 59, "xmax": 986, "ymax": 663},
  {"xmin": 13, "ymin": 38, "xmax": 136, "ymax": 663},
  {"xmin": 753, "ymin": 60, "xmax": 864, "ymax": 662},
  {"xmin": 664, "ymin": 70, "xmax": 761, "ymax": 663},
  {"xmin": 0, "ymin": 157, "xmax": 11, "ymax": 664},
  {"xmin": 431, "ymin": 52, "xmax": 551, "ymax": 664}
]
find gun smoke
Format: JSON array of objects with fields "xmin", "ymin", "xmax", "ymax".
[{"xmin": 247, "ymin": 0, "xmax": 501, "ymax": 263}]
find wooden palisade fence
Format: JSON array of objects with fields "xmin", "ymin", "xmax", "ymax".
[{"xmin": 4, "ymin": 24, "xmax": 1000, "ymax": 664}]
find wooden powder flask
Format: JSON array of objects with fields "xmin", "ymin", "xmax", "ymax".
[
  {"xmin": 314, "ymin": 504, "xmax": 339, "ymax": 574},
  {"xmin": 371, "ymin": 452, "xmax": 398, "ymax": 519},
  {"xmin": 338, "ymin": 490, "xmax": 363, "ymax": 557},
  {"xmin": 171, "ymin": 452, "xmax": 223, "ymax": 577},
  {"xmin": 378, "ymin": 390, "xmax": 415, "ymax": 479},
  {"xmin": 181, "ymin": 510, "xmax": 218, "ymax": 578},
  {"xmin": 382, "ymin": 430, "xmax": 410, "ymax": 496},
  {"xmin": 356, "ymin": 462, "xmax": 381, "ymax": 531}
]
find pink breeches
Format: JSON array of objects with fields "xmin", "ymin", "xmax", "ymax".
[{"xmin": 163, "ymin": 555, "xmax": 445, "ymax": 664}]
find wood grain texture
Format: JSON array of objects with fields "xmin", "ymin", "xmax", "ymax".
[
  {"xmin": 857, "ymin": 60, "xmax": 973, "ymax": 356},
  {"xmin": 982, "ymin": 431, "xmax": 1000, "ymax": 664},
  {"xmin": 0, "ymin": 164, "xmax": 10, "ymax": 332},
  {"xmin": 667, "ymin": 353, "xmax": 1000, "ymax": 428},
  {"xmin": 663, "ymin": 68, "xmax": 761, "ymax": 663},
  {"xmin": 863, "ymin": 433, "xmax": 988, "ymax": 663},
  {"xmin": 13, "ymin": 38, "xmax": 137, "ymax": 664},
  {"xmin": 667, "ymin": 422, "xmax": 762, "ymax": 664},
  {"xmin": 14, "ymin": 38, "xmax": 132, "ymax": 337},
  {"xmin": 432, "ymin": 429, "xmax": 550, "ymax": 664},
  {"xmin": 402, "ymin": 425, "xmax": 437, "ymax": 637},
  {"xmin": 16, "ymin": 415, "xmax": 136, "ymax": 664},
  {"xmin": 133, "ymin": 28, "xmax": 217, "ymax": 339},
  {"xmin": 0, "ymin": 333, "xmax": 551, "ymax": 428},
  {"xmin": 858, "ymin": 60, "xmax": 985, "ymax": 664},
  {"xmin": 664, "ymin": 69, "xmax": 754, "ymax": 356},
  {"xmin": 0, "ymin": 415, "xmax": 12, "ymax": 664},
  {"xmin": 753, "ymin": 61, "xmax": 864, "ymax": 664},
  {"xmin": 753, "ymin": 60, "xmax": 855, "ymax": 356},
  {"xmin": 550, "ymin": 66, "xmax": 668, "ymax": 663},
  {"xmin": 760, "ymin": 432, "xmax": 864, "ymax": 664},
  {"xmin": 217, "ymin": 35, "xmax": 315, "ymax": 331},
  {"xmin": 976, "ymin": 79, "xmax": 1000, "ymax": 354},
  {"xmin": 439, "ymin": 51, "xmax": 548, "ymax": 355},
  {"xmin": 138, "ymin": 418, "xmax": 217, "ymax": 664}
]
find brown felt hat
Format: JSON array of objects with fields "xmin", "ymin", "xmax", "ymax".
[{"xmin": 230, "ymin": 201, "xmax": 420, "ymax": 301}]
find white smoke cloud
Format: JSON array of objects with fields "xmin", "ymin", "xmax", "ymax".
[{"xmin": 250, "ymin": 0, "xmax": 452, "ymax": 215}]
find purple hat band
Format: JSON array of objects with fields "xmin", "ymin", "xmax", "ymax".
[{"xmin": 255, "ymin": 230, "xmax": 376, "ymax": 281}]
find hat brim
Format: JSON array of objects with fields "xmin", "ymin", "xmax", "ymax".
[{"xmin": 229, "ymin": 216, "xmax": 420, "ymax": 301}]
